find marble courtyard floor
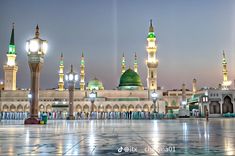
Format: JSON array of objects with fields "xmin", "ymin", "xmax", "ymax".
[{"xmin": 0, "ymin": 119, "xmax": 235, "ymax": 156}]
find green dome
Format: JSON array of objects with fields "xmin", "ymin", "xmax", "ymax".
[
  {"xmin": 119, "ymin": 68, "xmax": 143, "ymax": 90},
  {"xmin": 87, "ymin": 78, "xmax": 104, "ymax": 90}
]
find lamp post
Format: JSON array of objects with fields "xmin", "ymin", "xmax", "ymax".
[
  {"xmin": 89, "ymin": 89, "xmax": 96, "ymax": 118},
  {"xmin": 24, "ymin": 25, "xmax": 48, "ymax": 124},
  {"xmin": 151, "ymin": 90, "xmax": 158, "ymax": 113},
  {"xmin": 65, "ymin": 65, "xmax": 78, "ymax": 120}
]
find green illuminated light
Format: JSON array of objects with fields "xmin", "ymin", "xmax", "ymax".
[
  {"xmin": 8, "ymin": 44, "xmax": 16, "ymax": 54},
  {"xmin": 148, "ymin": 32, "xmax": 156, "ymax": 38}
]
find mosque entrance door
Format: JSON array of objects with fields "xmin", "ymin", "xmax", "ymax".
[
  {"xmin": 209, "ymin": 101, "xmax": 220, "ymax": 114},
  {"xmin": 222, "ymin": 96, "xmax": 233, "ymax": 113},
  {"xmin": 52, "ymin": 101, "xmax": 68, "ymax": 119}
]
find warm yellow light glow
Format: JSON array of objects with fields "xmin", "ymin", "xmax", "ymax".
[
  {"xmin": 148, "ymin": 42, "xmax": 156, "ymax": 47},
  {"xmin": 6, "ymin": 54, "xmax": 16, "ymax": 66},
  {"xmin": 223, "ymin": 80, "xmax": 232, "ymax": 86}
]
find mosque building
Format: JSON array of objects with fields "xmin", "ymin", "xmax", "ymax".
[
  {"xmin": 188, "ymin": 51, "xmax": 234, "ymax": 117},
  {"xmin": 0, "ymin": 21, "xmax": 234, "ymax": 119}
]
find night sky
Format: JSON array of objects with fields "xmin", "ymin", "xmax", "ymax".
[{"xmin": 1, "ymin": 0, "xmax": 235, "ymax": 90}]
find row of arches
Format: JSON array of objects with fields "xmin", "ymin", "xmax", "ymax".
[
  {"xmin": 74, "ymin": 104, "xmax": 151, "ymax": 112},
  {"xmin": 2, "ymin": 104, "xmax": 154, "ymax": 112},
  {"xmin": 2, "ymin": 104, "xmax": 51, "ymax": 112},
  {"xmin": 209, "ymin": 96, "xmax": 234, "ymax": 114},
  {"xmin": 2, "ymin": 104, "xmax": 29, "ymax": 112}
]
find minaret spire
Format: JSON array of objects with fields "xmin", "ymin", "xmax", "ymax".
[
  {"xmin": 121, "ymin": 53, "xmax": 126, "ymax": 74},
  {"xmin": 3, "ymin": 23, "xmax": 18, "ymax": 90},
  {"xmin": 149, "ymin": 19, "xmax": 154, "ymax": 32},
  {"xmin": 80, "ymin": 52, "xmax": 85, "ymax": 90},
  {"xmin": 35, "ymin": 24, "xmax": 40, "ymax": 38},
  {"xmin": 222, "ymin": 50, "xmax": 231, "ymax": 90},
  {"xmin": 58, "ymin": 53, "xmax": 64, "ymax": 91},
  {"xmin": 146, "ymin": 19, "xmax": 158, "ymax": 90},
  {"xmin": 192, "ymin": 78, "xmax": 197, "ymax": 94},
  {"xmin": 10, "ymin": 23, "xmax": 15, "ymax": 46},
  {"xmin": 222, "ymin": 50, "xmax": 228, "ymax": 82},
  {"xmin": 134, "ymin": 52, "xmax": 138, "ymax": 73},
  {"xmin": 8, "ymin": 23, "xmax": 16, "ymax": 54}
]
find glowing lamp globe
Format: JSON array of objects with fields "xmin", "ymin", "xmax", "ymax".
[
  {"xmin": 89, "ymin": 92, "xmax": 96, "ymax": 99},
  {"xmin": 26, "ymin": 39, "xmax": 48, "ymax": 54},
  {"xmin": 89, "ymin": 90, "xmax": 96, "ymax": 102},
  {"xmin": 151, "ymin": 90, "xmax": 158, "ymax": 101},
  {"xmin": 26, "ymin": 25, "xmax": 48, "ymax": 55},
  {"xmin": 65, "ymin": 65, "xmax": 78, "ymax": 83}
]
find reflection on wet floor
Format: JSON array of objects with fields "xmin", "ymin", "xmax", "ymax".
[{"xmin": 0, "ymin": 118, "xmax": 235, "ymax": 155}]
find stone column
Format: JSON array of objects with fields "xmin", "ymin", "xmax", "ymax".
[
  {"xmin": 68, "ymin": 84, "xmax": 75, "ymax": 119},
  {"xmin": 25, "ymin": 61, "xmax": 42, "ymax": 124},
  {"xmin": 29, "ymin": 63, "xmax": 41, "ymax": 118},
  {"xmin": 220, "ymin": 101, "xmax": 223, "ymax": 115}
]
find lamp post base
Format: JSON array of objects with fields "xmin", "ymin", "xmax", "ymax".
[
  {"xmin": 24, "ymin": 117, "xmax": 40, "ymax": 124},
  {"xmin": 67, "ymin": 115, "xmax": 75, "ymax": 120}
]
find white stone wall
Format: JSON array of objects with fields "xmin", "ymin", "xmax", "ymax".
[{"xmin": 0, "ymin": 90, "xmax": 166, "ymax": 113}]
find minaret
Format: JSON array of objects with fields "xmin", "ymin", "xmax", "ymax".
[
  {"xmin": 134, "ymin": 52, "xmax": 138, "ymax": 73},
  {"xmin": 121, "ymin": 53, "xmax": 126, "ymax": 74},
  {"xmin": 192, "ymin": 78, "xmax": 197, "ymax": 94},
  {"xmin": 222, "ymin": 51, "xmax": 228, "ymax": 82},
  {"xmin": 58, "ymin": 53, "xmax": 64, "ymax": 91},
  {"xmin": 182, "ymin": 83, "xmax": 186, "ymax": 102},
  {"xmin": 146, "ymin": 19, "xmax": 158, "ymax": 90},
  {"xmin": 222, "ymin": 51, "xmax": 231, "ymax": 90},
  {"xmin": 3, "ymin": 23, "xmax": 18, "ymax": 90},
  {"xmin": 80, "ymin": 52, "xmax": 85, "ymax": 90}
]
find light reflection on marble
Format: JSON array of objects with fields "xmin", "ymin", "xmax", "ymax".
[{"xmin": 0, "ymin": 119, "xmax": 235, "ymax": 155}]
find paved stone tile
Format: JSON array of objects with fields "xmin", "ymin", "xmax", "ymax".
[{"xmin": 0, "ymin": 119, "xmax": 235, "ymax": 155}]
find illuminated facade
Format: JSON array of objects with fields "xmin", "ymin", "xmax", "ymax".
[
  {"xmin": 1, "ymin": 20, "xmax": 234, "ymax": 118},
  {"xmin": 146, "ymin": 20, "xmax": 158, "ymax": 90},
  {"xmin": 3, "ymin": 23, "xmax": 18, "ymax": 91}
]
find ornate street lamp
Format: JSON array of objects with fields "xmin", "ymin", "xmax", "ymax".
[
  {"xmin": 24, "ymin": 25, "xmax": 48, "ymax": 124},
  {"xmin": 89, "ymin": 89, "xmax": 96, "ymax": 118},
  {"xmin": 65, "ymin": 65, "xmax": 78, "ymax": 120},
  {"xmin": 151, "ymin": 90, "xmax": 158, "ymax": 113}
]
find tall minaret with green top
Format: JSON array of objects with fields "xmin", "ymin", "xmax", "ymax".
[
  {"xmin": 58, "ymin": 53, "xmax": 64, "ymax": 91},
  {"xmin": 80, "ymin": 52, "xmax": 85, "ymax": 90},
  {"xmin": 3, "ymin": 23, "xmax": 18, "ymax": 90},
  {"xmin": 121, "ymin": 53, "xmax": 126, "ymax": 74},
  {"xmin": 146, "ymin": 19, "xmax": 158, "ymax": 90},
  {"xmin": 134, "ymin": 52, "xmax": 138, "ymax": 73}
]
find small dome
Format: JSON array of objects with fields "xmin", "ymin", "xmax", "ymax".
[
  {"xmin": 119, "ymin": 68, "xmax": 143, "ymax": 90},
  {"xmin": 87, "ymin": 78, "xmax": 104, "ymax": 90}
]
